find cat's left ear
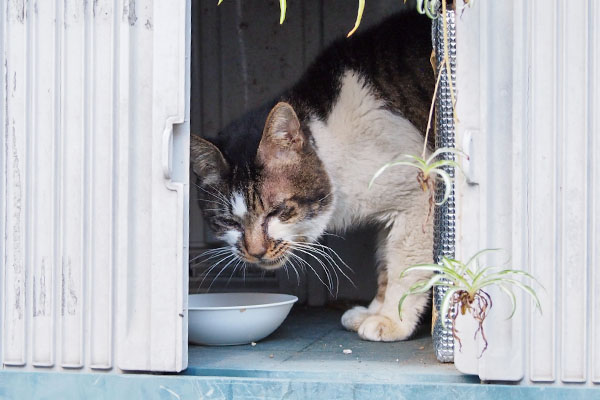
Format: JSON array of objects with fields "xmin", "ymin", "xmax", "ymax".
[
  {"xmin": 257, "ymin": 102, "xmax": 305, "ymax": 163},
  {"xmin": 190, "ymin": 135, "xmax": 230, "ymax": 186}
]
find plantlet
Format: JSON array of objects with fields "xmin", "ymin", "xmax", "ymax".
[
  {"xmin": 370, "ymin": 147, "xmax": 464, "ymax": 205},
  {"xmin": 397, "ymin": 249, "xmax": 543, "ymax": 357}
]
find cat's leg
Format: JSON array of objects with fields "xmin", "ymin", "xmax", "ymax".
[
  {"xmin": 357, "ymin": 209, "xmax": 433, "ymax": 341},
  {"xmin": 340, "ymin": 230, "xmax": 388, "ymax": 331},
  {"xmin": 340, "ymin": 284, "xmax": 384, "ymax": 332}
]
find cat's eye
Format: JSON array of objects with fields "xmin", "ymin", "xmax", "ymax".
[
  {"xmin": 278, "ymin": 205, "xmax": 297, "ymax": 222},
  {"xmin": 218, "ymin": 217, "xmax": 242, "ymax": 230}
]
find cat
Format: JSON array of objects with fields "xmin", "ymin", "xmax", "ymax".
[{"xmin": 190, "ymin": 12, "xmax": 435, "ymax": 342}]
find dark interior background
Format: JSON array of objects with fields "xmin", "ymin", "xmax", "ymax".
[{"xmin": 189, "ymin": 0, "xmax": 418, "ymax": 305}]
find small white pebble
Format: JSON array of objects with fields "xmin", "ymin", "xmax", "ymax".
[
  {"xmin": 339, "ymin": 345, "xmax": 343, "ymax": 347},
  {"xmin": 251, "ymin": 342, "xmax": 257, "ymax": 347},
  {"xmin": 343, "ymin": 349, "xmax": 352, "ymax": 354}
]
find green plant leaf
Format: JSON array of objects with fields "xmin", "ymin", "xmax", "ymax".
[
  {"xmin": 347, "ymin": 0, "xmax": 365, "ymax": 37},
  {"xmin": 431, "ymin": 168, "xmax": 453, "ymax": 205},
  {"xmin": 425, "ymin": 147, "xmax": 466, "ymax": 166},
  {"xmin": 483, "ymin": 269, "xmax": 544, "ymax": 288},
  {"xmin": 465, "ymin": 248, "xmax": 501, "ymax": 269},
  {"xmin": 399, "ymin": 264, "xmax": 443, "ymax": 277},
  {"xmin": 410, "ymin": 274, "xmax": 449, "ymax": 293},
  {"xmin": 279, "ymin": 0, "xmax": 287, "ymax": 24},
  {"xmin": 497, "ymin": 283, "xmax": 517, "ymax": 319},
  {"xmin": 398, "ymin": 274, "xmax": 447, "ymax": 319},
  {"xmin": 369, "ymin": 161, "xmax": 419, "ymax": 188},
  {"xmin": 400, "ymin": 263, "xmax": 471, "ymax": 290},
  {"xmin": 470, "ymin": 265, "xmax": 502, "ymax": 286},
  {"xmin": 478, "ymin": 278, "xmax": 542, "ymax": 313},
  {"xmin": 441, "ymin": 257, "xmax": 474, "ymax": 281},
  {"xmin": 425, "ymin": 159, "xmax": 461, "ymax": 172},
  {"xmin": 440, "ymin": 287, "xmax": 460, "ymax": 329},
  {"xmin": 416, "ymin": 0, "xmax": 439, "ymax": 19},
  {"xmin": 402, "ymin": 154, "xmax": 429, "ymax": 167}
]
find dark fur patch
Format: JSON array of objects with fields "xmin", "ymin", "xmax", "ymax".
[
  {"xmin": 208, "ymin": 12, "xmax": 434, "ymax": 169},
  {"xmin": 284, "ymin": 12, "xmax": 434, "ymax": 148}
]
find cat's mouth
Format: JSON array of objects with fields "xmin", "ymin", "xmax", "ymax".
[{"xmin": 255, "ymin": 255, "xmax": 288, "ymax": 270}]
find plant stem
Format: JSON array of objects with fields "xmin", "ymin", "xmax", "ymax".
[
  {"xmin": 422, "ymin": 58, "xmax": 446, "ymax": 159},
  {"xmin": 441, "ymin": 0, "xmax": 457, "ymax": 123}
]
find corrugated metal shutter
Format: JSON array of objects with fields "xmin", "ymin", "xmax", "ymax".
[
  {"xmin": 454, "ymin": 0, "xmax": 599, "ymax": 384},
  {"xmin": 1, "ymin": 0, "xmax": 190, "ymax": 372}
]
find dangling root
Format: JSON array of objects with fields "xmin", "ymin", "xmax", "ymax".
[
  {"xmin": 472, "ymin": 289, "xmax": 492, "ymax": 358},
  {"xmin": 446, "ymin": 289, "xmax": 494, "ymax": 357},
  {"xmin": 417, "ymin": 171, "xmax": 436, "ymax": 232}
]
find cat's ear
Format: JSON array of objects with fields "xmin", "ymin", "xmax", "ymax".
[
  {"xmin": 258, "ymin": 102, "xmax": 304, "ymax": 163},
  {"xmin": 190, "ymin": 135, "xmax": 229, "ymax": 185}
]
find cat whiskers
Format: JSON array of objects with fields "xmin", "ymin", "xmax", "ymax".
[
  {"xmin": 285, "ymin": 236, "xmax": 354, "ymax": 276},
  {"xmin": 193, "ymin": 182, "xmax": 230, "ymax": 209},
  {"xmin": 286, "ymin": 256, "xmax": 302, "ymax": 286},
  {"xmin": 286, "ymin": 251, "xmax": 331, "ymax": 292},
  {"xmin": 192, "ymin": 246, "xmax": 245, "ymax": 291},
  {"xmin": 290, "ymin": 245, "xmax": 337, "ymax": 295},
  {"xmin": 189, "ymin": 246, "xmax": 231, "ymax": 265},
  {"xmin": 285, "ymin": 240, "xmax": 356, "ymax": 297},
  {"xmin": 320, "ymin": 232, "xmax": 345, "ymax": 240},
  {"xmin": 197, "ymin": 252, "xmax": 237, "ymax": 289}
]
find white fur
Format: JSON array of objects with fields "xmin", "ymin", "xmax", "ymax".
[
  {"xmin": 267, "ymin": 209, "xmax": 333, "ymax": 243},
  {"xmin": 230, "ymin": 192, "xmax": 247, "ymax": 219},
  {"xmin": 220, "ymin": 229, "xmax": 241, "ymax": 246},
  {"xmin": 309, "ymin": 71, "xmax": 434, "ymax": 341},
  {"xmin": 267, "ymin": 218, "xmax": 290, "ymax": 240}
]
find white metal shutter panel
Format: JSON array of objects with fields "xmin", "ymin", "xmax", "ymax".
[
  {"xmin": 1, "ymin": 0, "xmax": 190, "ymax": 372},
  {"xmin": 454, "ymin": 0, "xmax": 599, "ymax": 384}
]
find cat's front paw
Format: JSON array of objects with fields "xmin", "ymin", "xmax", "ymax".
[
  {"xmin": 357, "ymin": 315, "xmax": 412, "ymax": 342},
  {"xmin": 341, "ymin": 306, "xmax": 370, "ymax": 332}
]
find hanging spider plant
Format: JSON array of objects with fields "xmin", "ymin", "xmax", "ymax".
[
  {"xmin": 369, "ymin": 147, "xmax": 466, "ymax": 232},
  {"xmin": 370, "ymin": 147, "xmax": 464, "ymax": 205},
  {"xmin": 398, "ymin": 249, "xmax": 543, "ymax": 357}
]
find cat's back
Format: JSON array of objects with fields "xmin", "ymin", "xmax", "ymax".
[
  {"xmin": 214, "ymin": 12, "xmax": 434, "ymax": 168},
  {"xmin": 287, "ymin": 12, "xmax": 434, "ymax": 137}
]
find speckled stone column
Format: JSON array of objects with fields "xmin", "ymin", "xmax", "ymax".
[{"xmin": 432, "ymin": 8, "xmax": 457, "ymax": 363}]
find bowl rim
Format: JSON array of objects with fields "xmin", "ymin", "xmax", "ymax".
[{"xmin": 188, "ymin": 292, "xmax": 298, "ymax": 311}]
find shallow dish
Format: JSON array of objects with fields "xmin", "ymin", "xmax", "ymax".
[{"xmin": 188, "ymin": 292, "xmax": 298, "ymax": 346}]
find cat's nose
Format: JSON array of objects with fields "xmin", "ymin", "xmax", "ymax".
[
  {"xmin": 244, "ymin": 238, "xmax": 267, "ymax": 260},
  {"xmin": 244, "ymin": 226, "xmax": 267, "ymax": 260},
  {"xmin": 248, "ymin": 249, "xmax": 267, "ymax": 260}
]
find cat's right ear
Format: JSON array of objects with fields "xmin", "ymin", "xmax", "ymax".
[
  {"xmin": 257, "ymin": 102, "xmax": 305, "ymax": 167},
  {"xmin": 190, "ymin": 135, "xmax": 229, "ymax": 185}
]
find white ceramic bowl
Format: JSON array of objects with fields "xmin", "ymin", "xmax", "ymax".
[{"xmin": 188, "ymin": 292, "xmax": 298, "ymax": 346}]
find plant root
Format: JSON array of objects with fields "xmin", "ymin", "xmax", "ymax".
[
  {"xmin": 446, "ymin": 289, "xmax": 493, "ymax": 357},
  {"xmin": 418, "ymin": 171, "xmax": 436, "ymax": 232}
]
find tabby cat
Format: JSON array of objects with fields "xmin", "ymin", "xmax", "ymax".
[{"xmin": 190, "ymin": 12, "xmax": 434, "ymax": 341}]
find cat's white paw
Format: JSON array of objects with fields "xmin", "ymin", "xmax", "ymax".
[
  {"xmin": 357, "ymin": 315, "xmax": 412, "ymax": 342},
  {"xmin": 341, "ymin": 306, "xmax": 370, "ymax": 332}
]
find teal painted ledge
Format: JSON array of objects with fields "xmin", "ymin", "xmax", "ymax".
[
  {"xmin": 2, "ymin": 308, "xmax": 598, "ymax": 399},
  {"xmin": 0, "ymin": 370, "xmax": 598, "ymax": 400}
]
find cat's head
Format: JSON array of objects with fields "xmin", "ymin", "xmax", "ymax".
[{"xmin": 191, "ymin": 102, "xmax": 334, "ymax": 270}]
